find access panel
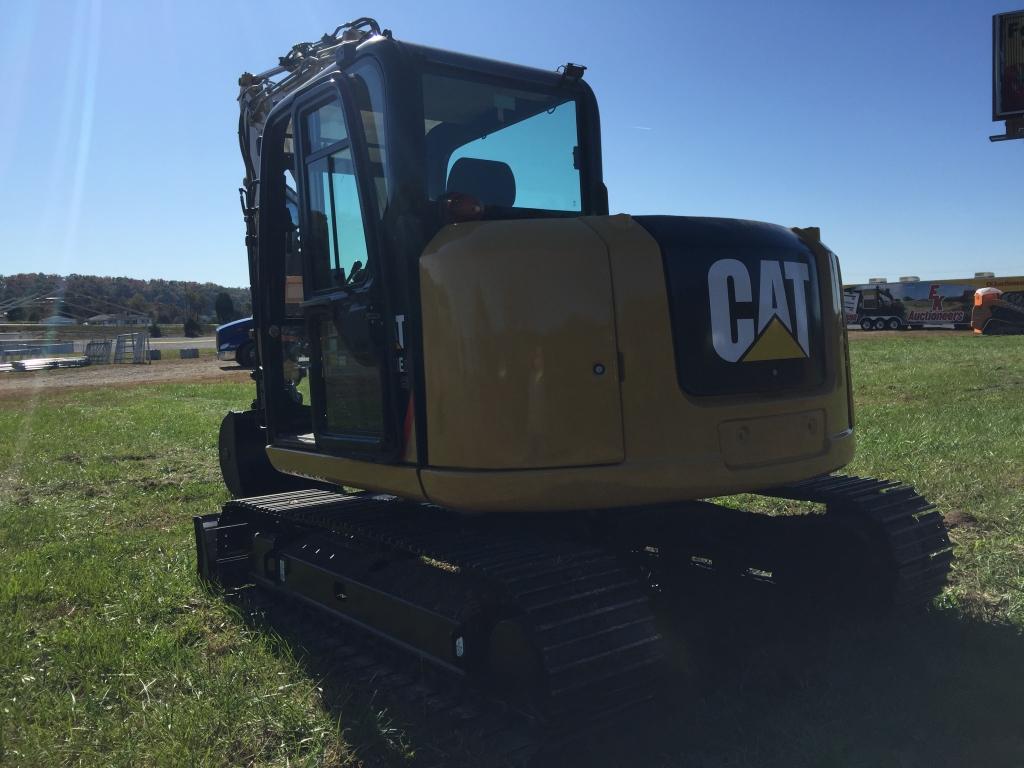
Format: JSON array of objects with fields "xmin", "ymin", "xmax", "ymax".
[{"xmin": 419, "ymin": 219, "xmax": 623, "ymax": 470}]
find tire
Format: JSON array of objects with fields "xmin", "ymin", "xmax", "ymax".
[
  {"xmin": 860, "ymin": 318, "xmax": 874, "ymax": 331},
  {"xmin": 886, "ymin": 318, "xmax": 902, "ymax": 331},
  {"xmin": 873, "ymin": 318, "xmax": 887, "ymax": 330},
  {"xmin": 235, "ymin": 341, "xmax": 257, "ymax": 369}
]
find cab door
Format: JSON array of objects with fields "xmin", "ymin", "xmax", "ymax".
[{"xmin": 294, "ymin": 79, "xmax": 398, "ymax": 460}]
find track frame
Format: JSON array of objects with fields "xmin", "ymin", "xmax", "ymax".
[{"xmin": 195, "ymin": 474, "xmax": 952, "ymax": 734}]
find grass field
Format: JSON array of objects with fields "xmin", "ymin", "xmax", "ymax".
[{"xmin": 1, "ymin": 334, "xmax": 1022, "ymax": 766}]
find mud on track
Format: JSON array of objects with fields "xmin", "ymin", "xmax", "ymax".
[{"xmin": 0, "ymin": 357, "xmax": 250, "ymax": 400}]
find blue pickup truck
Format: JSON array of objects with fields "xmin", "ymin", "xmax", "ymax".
[{"xmin": 215, "ymin": 317, "xmax": 257, "ymax": 368}]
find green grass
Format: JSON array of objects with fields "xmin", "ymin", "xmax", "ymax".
[
  {"xmin": 847, "ymin": 334, "xmax": 1024, "ymax": 625},
  {"xmin": 0, "ymin": 384, "xmax": 366, "ymax": 766},
  {"xmin": 1, "ymin": 334, "xmax": 1022, "ymax": 766}
]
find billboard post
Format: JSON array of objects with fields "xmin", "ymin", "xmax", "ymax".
[{"xmin": 991, "ymin": 10, "xmax": 1024, "ymax": 141}]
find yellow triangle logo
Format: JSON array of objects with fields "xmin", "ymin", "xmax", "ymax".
[{"xmin": 741, "ymin": 316, "xmax": 806, "ymax": 362}]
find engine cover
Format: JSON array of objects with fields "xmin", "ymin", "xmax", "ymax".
[{"xmin": 637, "ymin": 216, "xmax": 827, "ymax": 397}]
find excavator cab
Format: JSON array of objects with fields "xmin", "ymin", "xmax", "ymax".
[{"xmin": 231, "ymin": 24, "xmax": 609, "ymax": 495}]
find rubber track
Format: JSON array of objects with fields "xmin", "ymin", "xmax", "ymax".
[
  {"xmin": 223, "ymin": 490, "xmax": 665, "ymax": 734},
  {"xmin": 762, "ymin": 474, "xmax": 954, "ymax": 609},
  {"xmin": 238, "ymin": 589, "xmax": 543, "ymax": 764}
]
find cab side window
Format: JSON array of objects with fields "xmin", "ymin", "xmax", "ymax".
[
  {"xmin": 282, "ymin": 120, "xmax": 304, "ymax": 317},
  {"xmin": 347, "ymin": 62, "xmax": 389, "ymax": 219},
  {"xmin": 301, "ymin": 98, "xmax": 370, "ymax": 290}
]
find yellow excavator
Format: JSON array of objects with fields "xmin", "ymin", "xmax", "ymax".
[{"xmin": 196, "ymin": 18, "xmax": 952, "ymax": 727}]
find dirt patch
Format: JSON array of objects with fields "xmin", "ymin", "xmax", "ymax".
[
  {"xmin": 0, "ymin": 358, "xmax": 249, "ymax": 399},
  {"xmin": 945, "ymin": 509, "xmax": 981, "ymax": 531},
  {"xmin": 100, "ymin": 453, "xmax": 159, "ymax": 463}
]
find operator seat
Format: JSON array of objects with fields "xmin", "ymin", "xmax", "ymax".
[{"xmin": 446, "ymin": 158, "xmax": 516, "ymax": 207}]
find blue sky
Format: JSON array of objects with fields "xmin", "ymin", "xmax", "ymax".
[{"xmin": 0, "ymin": 0, "xmax": 1020, "ymax": 287}]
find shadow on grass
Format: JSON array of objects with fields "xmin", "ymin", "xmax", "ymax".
[
  {"xmin": 232, "ymin": 586, "xmax": 1024, "ymax": 768},
  {"xmin": 557, "ymin": 603, "xmax": 1024, "ymax": 768}
]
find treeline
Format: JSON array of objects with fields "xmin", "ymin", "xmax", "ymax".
[{"xmin": 0, "ymin": 273, "xmax": 251, "ymax": 324}]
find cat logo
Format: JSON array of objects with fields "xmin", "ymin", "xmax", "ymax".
[{"xmin": 708, "ymin": 258, "xmax": 811, "ymax": 363}]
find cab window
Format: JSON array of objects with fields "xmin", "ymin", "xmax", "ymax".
[
  {"xmin": 422, "ymin": 72, "xmax": 583, "ymax": 212},
  {"xmin": 301, "ymin": 98, "xmax": 370, "ymax": 290},
  {"xmin": 348, "ymin": 62, "xmax": 389, "ymax": 218},
  {"xmin": 446, "ymin": 101, "xmax": 580, "ymax": 211},
  {"xmin": 282, "ymin": 121, "xmax": 304, "ymax": 316}
]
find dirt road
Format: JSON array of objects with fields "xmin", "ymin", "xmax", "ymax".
[{"xmin": 0, "ymin": 357, "xmax": 249, "ymax": 399}]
